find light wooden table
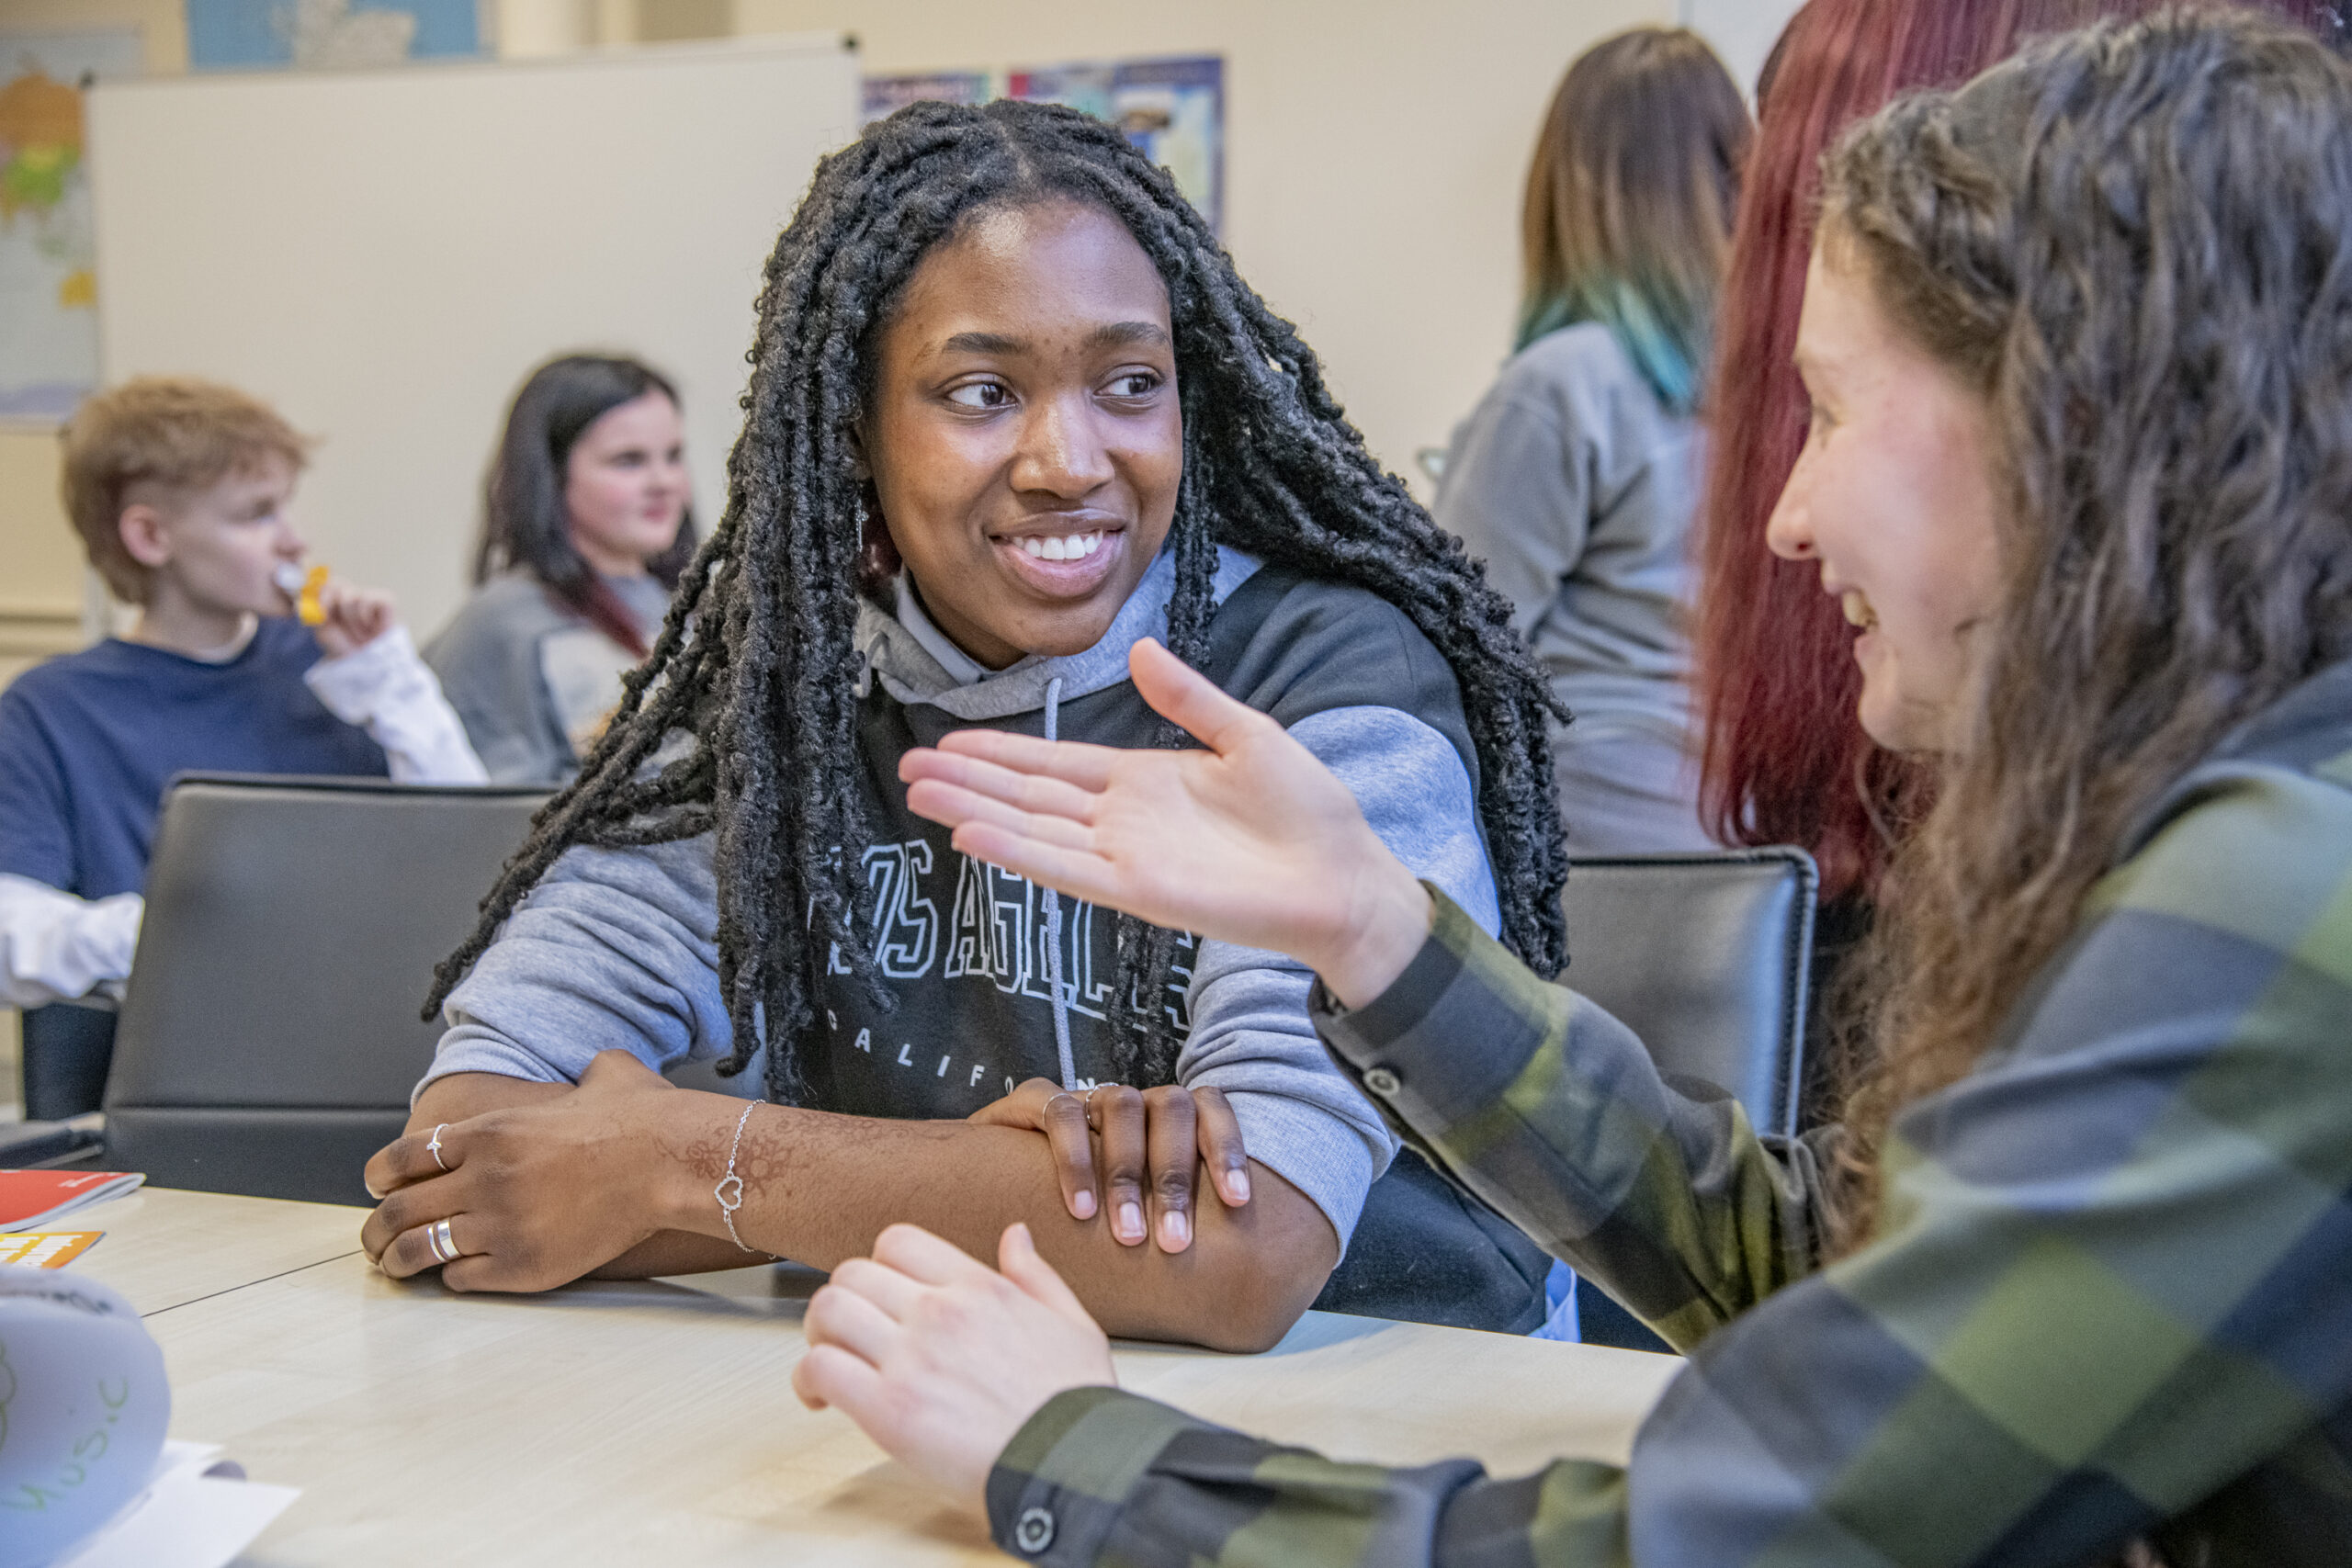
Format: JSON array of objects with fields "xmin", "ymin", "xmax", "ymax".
[{"xmin": 63, "ymin": 1188, "xmax": 1682, "ymax": 1566}]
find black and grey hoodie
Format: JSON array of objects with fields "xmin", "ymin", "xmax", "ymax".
[{"xmin": 428, "ymin": 547, "xmax": 1550, "ymax": 1331}]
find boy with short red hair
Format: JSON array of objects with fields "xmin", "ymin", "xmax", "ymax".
[{"xmin": 0, "ymin": 377, "xmax": 482, "ymax": 1023}]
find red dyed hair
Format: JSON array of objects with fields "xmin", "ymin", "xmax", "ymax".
[{"xmin": 1692, "ymin": 0, "xmax": 2339, "ymax": 898}]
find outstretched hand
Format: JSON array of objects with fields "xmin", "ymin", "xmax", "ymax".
[
  {"xmin": 795, "ymin": 1222, "xmax": 1115, "ymax": 1512},
  {"xmin": 898, "ymin": 639, "xmax": 1433, "ymax": 1009}
]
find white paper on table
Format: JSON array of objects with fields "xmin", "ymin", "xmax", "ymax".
[{"xmin": 51, "ymin": 1441, "xmax": 299, "ymax": 1568}]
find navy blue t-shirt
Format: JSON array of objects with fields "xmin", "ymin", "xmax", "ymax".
[{"xmin": 0, "ymin": 618, "xmax": 388, "ymax": 899}]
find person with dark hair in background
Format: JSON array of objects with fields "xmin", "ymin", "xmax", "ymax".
[
  {"xmin": 1435, "ymin": 27, "xmax": 1747, "ymax": 857},
  {"xmin": 426, "ymin": 354, "xmax": 699, "ymax": 784},
  {"xmin": 801, "ymin": 15, "xmax": 2352, "ymax": 1562},
  {"xmin": 356, "ymin": 97, "xmax": 1570, "ymax": 1349}
]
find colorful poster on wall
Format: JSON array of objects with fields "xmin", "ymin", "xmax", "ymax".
[
  {"xmin": 1004, "ymin": 56, "xmax": 1223, "ymax": 231},
  {"xmin": 186, "ymin": 0, "xmax": 485, "ymax": 72},
  {"xmin": 0, "ymin": 29, "xmax": 143, "ymax": 423},
  {"xmin": 1003, "ymin": 62, "xmax": 1114, "ymax": 122},
  {"xmin": 1107, "ymin": 57, "xmax": 1223, "ymax": 234},
  {"xmin": 861, "ymin": 69, "xmax": 989, "ymax": 125},
  {"xmin": 860, "ymin": 55, "xmax": 1224, "ymax": 231}
]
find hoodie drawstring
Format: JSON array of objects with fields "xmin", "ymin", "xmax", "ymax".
[{"xmin": 1041, "ymin": 676, "xmax": 1079, "ymax": 1090}]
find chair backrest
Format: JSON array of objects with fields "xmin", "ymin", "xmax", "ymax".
[
  {"xmin": 17, "ymin": 1001, "xmax": 119, "ymax": 1121},
  {"xmin": 103, "ymin": 774, "xmax": 552, "ymax": 1204},
  {"xmin": 1559, "ymin": 849, "xmax": 1817, "ymax": 1139}
]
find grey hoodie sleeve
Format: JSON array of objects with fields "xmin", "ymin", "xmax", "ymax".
[
  {"xmin": 420, "ymin": 835, "xmax": 731, "ymax": 1097},
  {"xmin": 1181, "ymin": 705, "xmax": 1503, "ymax": 1247}
]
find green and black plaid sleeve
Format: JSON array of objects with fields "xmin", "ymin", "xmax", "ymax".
[{"xmin": 985, "ymin": 698, "xmax": 2352, "ymax": 1567}]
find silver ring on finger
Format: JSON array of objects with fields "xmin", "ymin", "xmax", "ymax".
[
  {"xmin": 427, "ymin": 1217, "xmax": 460, "ymax": 1265},
  {"xmin": 427, "ymin": 1123, "xmax": 450, "ymax": 1171}
]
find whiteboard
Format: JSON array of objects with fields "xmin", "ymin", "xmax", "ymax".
[
  {"xmin": 87, "ymin": 37, "xmax": 860, "ymax": 637},
  {"xmin": 1683, "ymin": 0, "xmax": 1808, "ymax": 96}
]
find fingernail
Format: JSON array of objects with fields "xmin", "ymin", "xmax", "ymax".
[
  {"xmin": 1227, "ymin": 1169, "xmax": 1250, "ymax": 1202},
  {"xmin": 364, "ymin": 1183, "xmax": 383, "ymax": 1201},
  {"xmin": 1118, "ymin": 1201, "xmax": 1145, "ymax": 1242},
  {"xmin": 1072, "ymin": 1190, "xmax": 1096, "ymax": 1219},
  {"xmin": 1161, "ymin": 1210, "xmax": 1190, "ymax": 1249}
]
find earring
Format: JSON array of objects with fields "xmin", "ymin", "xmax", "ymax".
[{"xmin": 854, "ymin": 483, "xmax": 899, "ymax": 588}]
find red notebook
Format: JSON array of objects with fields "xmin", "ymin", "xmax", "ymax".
[{"xmin": 0, "ymin": 1169, "xmax": 144, "ymax": 1231}]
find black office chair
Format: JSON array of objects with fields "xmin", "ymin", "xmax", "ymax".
[
  {"xmin": 1555, "ymin": 847, "xmax": 1819, "ymax": 1348},
  {"xmin": 18, "ymin": 1001, "xmax": 118, "ymax": 1122},
  {"xmin": 100, "ymin": 775, "xmax": 553, "ymax": 1206},
  {"xmin": 1562, "ymin": 848, "xmax": 1818, "ymax": 1139}
]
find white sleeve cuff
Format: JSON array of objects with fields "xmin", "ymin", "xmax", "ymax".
[
  {"xmin": 302, "ymin": 622, "xmax": 420, "ymax": 720},
  {"xmin": 304, "ymin": 626, "xmax": 489, "ymax": 785},
  {"xmin": 0, "ymin": 874, "xmax": 142, "ymax": 1010}
]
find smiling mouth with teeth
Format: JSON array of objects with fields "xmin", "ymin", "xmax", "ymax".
[
  {"xmin": 1841, "ymin": 590, "xmax": 1879, "ymax": 631},
  {"xmin": 1014, "ymin": 532, "xmax": 1108, "ymax": 562}
]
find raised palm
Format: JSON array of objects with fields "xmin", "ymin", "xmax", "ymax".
[{"xmin": 898, "ymin": 639, "xmax": 1429, "ymax": 999}]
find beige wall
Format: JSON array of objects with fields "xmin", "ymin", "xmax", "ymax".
[
  {"xmin": 733, "ymin": 0, "xmax": 1671, "ymax": 498},
  {"xmin": 0, "ymin": 425, "xmax": 85, "ymax": 688},
  {"xmin": 0, "ymin": 0, "xmax": 184, "ymax": 62}
]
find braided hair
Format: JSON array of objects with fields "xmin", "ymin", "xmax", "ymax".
[{"xmin": 426, "ymin": 99, "xmax": 1568, "ymax": 1101}]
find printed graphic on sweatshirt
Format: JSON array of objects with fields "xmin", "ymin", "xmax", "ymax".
[
  {"xmin": 817, "ymin": 839, "xmax": 1193, "ymax": 1105},
  {"xmin": 842, "ymin": 840, "xmax": 1191, "ymax": 1023}
]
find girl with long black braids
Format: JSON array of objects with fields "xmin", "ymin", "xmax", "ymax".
[{"xmin": 357, "ymin": 98, "xmax": 1568, "ymax": 1349}]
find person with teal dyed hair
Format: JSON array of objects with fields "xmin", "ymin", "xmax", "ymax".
[{"xmin": 1436, "ymin": 27, "xmax": 1748, "ymax": 855}]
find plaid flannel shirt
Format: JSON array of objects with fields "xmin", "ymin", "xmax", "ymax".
[{"xmin": 985, "ymin": 660, "xmax": 2352, "ymax": 1567}]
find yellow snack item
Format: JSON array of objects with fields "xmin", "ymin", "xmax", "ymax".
[
  {"xmin": 298, "ymin": 564, "xmax": 330, "ymax": 626},
  {"xmin": 272, "ymin": 562, "xmax": 332, "ymax": 626}
]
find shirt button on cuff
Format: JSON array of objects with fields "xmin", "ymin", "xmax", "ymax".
[
  {"xmin": 1013, "ymin": 1506, "xmax": 1056, "ymax": 1555},
  {"xmin": 1363, "ymin": 1066, "xmax": 1402, "ymax": 1098}
]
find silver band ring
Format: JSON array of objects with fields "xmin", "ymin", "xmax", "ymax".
[
  {"xmin": 426, "ymin": 1124, "xmax": 449, "ymax": 1171},
  {"xmin": 427, "ymin": 1217, "xmax": 459, "ymax": 1265}
]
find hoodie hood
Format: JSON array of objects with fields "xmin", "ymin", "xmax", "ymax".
[{"xmin": 854, "ymin": 546, "xmax": 1263, "ymax": 723}]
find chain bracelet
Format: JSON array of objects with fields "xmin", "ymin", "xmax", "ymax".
[{"xmin": 715, "ymin": 1100, "xmax": 760, "ymax": 1252}]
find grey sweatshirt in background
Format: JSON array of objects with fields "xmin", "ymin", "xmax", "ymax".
[
  {"xmin": 425, "ymin": 570, "xmax": 670, "ymax": 785},
  {"xmin": 1436, "ymin": 322, "xmax": 1716, "ymax": 854}
]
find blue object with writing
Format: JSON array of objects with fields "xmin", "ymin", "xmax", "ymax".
[{"xmin": 0, "ymin": 1266, "xmax": 170, "ymax": 1568}]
